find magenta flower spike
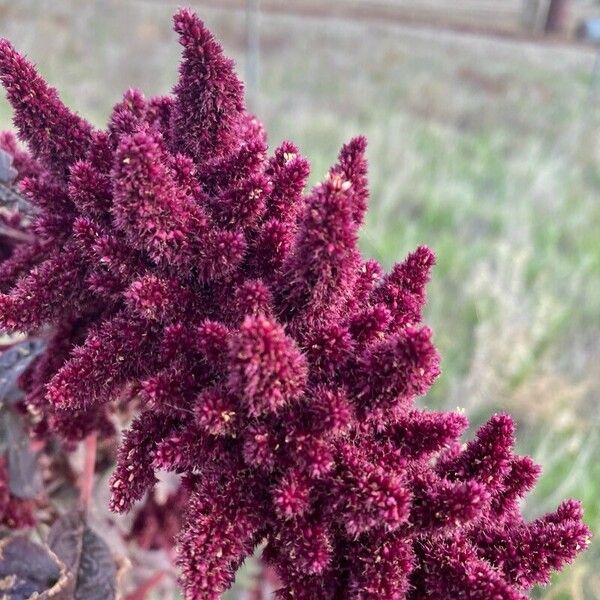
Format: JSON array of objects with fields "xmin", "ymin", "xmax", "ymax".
[
  {"xmin": 0, "ymin": 39, "xmax": 93, "ymax": 176},
  {"xmin": 0, "ymin": 8, "xmax": 590, "ymax": 599}
]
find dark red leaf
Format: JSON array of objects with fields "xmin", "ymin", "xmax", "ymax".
[
  {"xmin": 0, "ymin": 148, "xmax": 17, "ymax": 184},
  {"xmin": 2, "ymin": 410, "xmax": 42, "ymax": 499},
  {"xmin": 0, "ymin": 340, "xmax": 45, "ymax": 405},
  {"xmin": 0, "ymin": 536, "xmax": 70, "ymax": 600},
  {"xmin": 48, "ymin": 511, "xmax": 119, "ymax": 600}
]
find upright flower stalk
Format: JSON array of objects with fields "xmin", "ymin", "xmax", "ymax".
[{"xmin": 0, "ymin": 9, "xmax": 590, "ymax": 599}]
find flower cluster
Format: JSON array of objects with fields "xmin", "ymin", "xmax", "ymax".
[{"xmin": 0, "ymin": 9, "xmax": 590, "ymax": 599}]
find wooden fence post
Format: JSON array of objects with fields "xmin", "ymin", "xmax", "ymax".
[
  {"xmin": 545, "ymin": 0, "xmax": 571, "ymax": 34},
  {"xmin": 245, "ymin": 0, "xmax": 260, "ymax": 111}
]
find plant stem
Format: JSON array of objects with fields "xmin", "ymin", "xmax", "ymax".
[
  {"xmin": 79, "ymin": 432, "xmax": 97, "ymax": 511},
  {"xmin": 0, "ymin": 224, "xmax": 35, "ymax": 243},
  {"xmin": 125, "ymin": 572, "xmax": 166, "ymax": 600}
]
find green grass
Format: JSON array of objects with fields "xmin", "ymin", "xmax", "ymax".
[{"xmin": 1, "ymin": 1, "xmax": 599, "ymax": 597}]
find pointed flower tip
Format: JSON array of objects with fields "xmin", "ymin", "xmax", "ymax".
[
  {"xmin": 122, "ymin": 87, "xmax": 146, "ymax": 107},
  {"xmin": 0, "ymin": 39, "xmax": 21, "ymax": 81},
  {"xmin": 413, "ymin": 244, "xmax": 437, "ymax": 268},
  {"xmin": 335, "ymin": 136, "xmax": 368, "ymax": 176},
  {"xmin": 0, "ymin": 38, "xmax": 31, "ymax": 80},
  {"xmin": 346, "ymin": 135, "xmax": 368, "ymax": 153},
  {"xmin": 116, "ymin": 127, "xmax": 161, "ymax": 166},
  {"xmin": 173, "ymin": 7, "xmax": 209, "ymax": 40},
  {"xmin": 0, "ymin": 37, "xmax": 15, "ymax": 59},
  {"xmin": 556, "ymin": 498, "xmax": 585, "ymax": 522},
  {"xmin": 171, "ymin": 6, "xmax": 244, "ymax": 161},
  {"xmin": 488, "ymin": 412, "xmax": 516, "ymax": 433},
  {"xmin": 0, "ymin": 38, "xmax": 94, "ymax": 175}
]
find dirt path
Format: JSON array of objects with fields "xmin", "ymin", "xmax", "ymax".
[{"xmin": 151, "ymin": 0, "xmax": 599, "ymax": 53}]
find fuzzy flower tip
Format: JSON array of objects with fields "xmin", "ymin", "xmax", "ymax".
[{"xmin": 0, "ymin": 9, "xmax": 590, "ymax": 599}]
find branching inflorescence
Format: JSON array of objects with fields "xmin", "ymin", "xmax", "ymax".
[{"xmin": 0, "ymin": 9, "xmax": 590, "ymax": 599}]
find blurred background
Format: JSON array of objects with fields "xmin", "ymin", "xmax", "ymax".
[{"xmin": 0, "ymin": 0, "xmax": 599, "ymax": 598}]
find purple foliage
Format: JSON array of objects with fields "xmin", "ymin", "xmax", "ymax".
[{"xmin": 0, "ymin": 9, "xmax": 590, "ymax": 599}]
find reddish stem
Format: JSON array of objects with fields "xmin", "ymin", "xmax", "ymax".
[
  {"xmin": 79, "ymin": 432, "xmax": 97, "ymax": 511},
  {"xmin": 125, "ymin": 572, "xmax": 166, "ymax": 600},
  {"xmin": 30, "ymin": 439, "xmax": 45, "ymax": 452},
  {"xmin": 251, "ymin": 564, "xmax": 265, "ymax": 600},
  {"xmin": 252, "ymin": 561, "xmax": 280, "ymax": 599}
]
